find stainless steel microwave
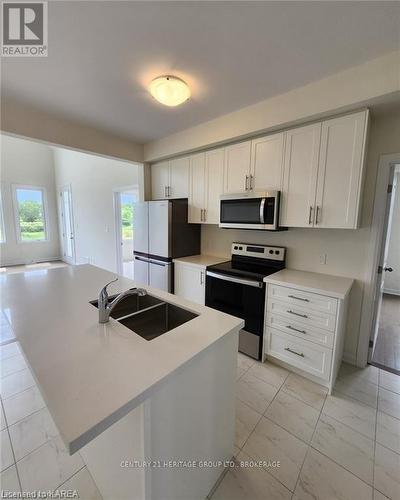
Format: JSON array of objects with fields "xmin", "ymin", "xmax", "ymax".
[{"xmin": 219, "ymin": 190, "xmax": 282, "ymax": 230}]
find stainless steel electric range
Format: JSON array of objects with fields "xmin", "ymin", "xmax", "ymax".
[{"xmin": 205, "ymin": 242, "xmax": 286, "ymax": 360}]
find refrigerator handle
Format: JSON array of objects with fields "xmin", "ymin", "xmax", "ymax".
[{"xmin": 134, "ymin": 256, "xmax": 150, "ymax": 263}]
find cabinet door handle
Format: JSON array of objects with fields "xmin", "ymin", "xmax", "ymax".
[
  {"xmin": 249, "ymin": 174, "xmax": 254, "ymax": 190},
  {"xmin": 200, "ymin": 209, "xmax": 204, "ymax": 222},
  {"xmin": 308, "ymin": 206, "xmax": 313, "ymax": 225},
  {"xmin": 287, "ymin": 309, "xmax": 308, "ymax": 319},
  {"xmin": 245, "ymin": 175, "xmax": 249, "ymax": 191},
  {"xmin": 288, "ymin": 294, "xmax": 309, "ymax": 302},
  {"xmin": 164, "ymin": 186, "xmax": 168, "ymax": 198},
  {"xmin": 203, "ymin": 208, "xmax": 207, "ymax": 222},
  {"xmin": 200, "ymin": 271, "xmax": 204, "ymax": 285},
  {"xmin": 315, "ymin": 205, "xmax": 320, "ymax": 224},
  {"xmin": 168, "ymin": 186, "xmax": 171, "ymax": 197},
  {"xmin": 284, "ymin": 347, "xmax": 305, "ymax": 357},
  {"xmin": 286, "ymin": 325, "xmax": 307, "ymax": 334}
]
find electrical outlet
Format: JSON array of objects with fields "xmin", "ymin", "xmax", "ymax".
[{"xmin": 319, "ymin": 253, "xmax": 327, "ymax": 265}]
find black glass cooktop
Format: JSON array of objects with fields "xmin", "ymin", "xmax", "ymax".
[{"xmin": 207, "ymin": 255, "xmax": 285, "ymax": 281}]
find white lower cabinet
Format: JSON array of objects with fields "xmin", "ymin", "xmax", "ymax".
[
  {"xmin": 174, "ymin": 262, "xmax": 206, "ymax": 305},
  {"xmin": 264, "ymin": 280, "xmax": 350, "ymax": 392}
]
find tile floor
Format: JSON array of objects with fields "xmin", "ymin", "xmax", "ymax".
[{"xmin": 1, "ymin": 320, "xmax": 399, "ymax": 499}]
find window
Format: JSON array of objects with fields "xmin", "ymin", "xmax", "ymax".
[
  {"xmin": 0, "ymin": 192, "xmax": 5, "ymax": 243},
  {"xmin": 13, "ymin": 186, "xmax": 48, "ymax": 242}
]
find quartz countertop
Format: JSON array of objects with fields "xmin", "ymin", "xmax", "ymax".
[
  {"xmin": 1, "ymin": 265, "xmax": 243, "ymax": 454},
  {"xmin": 173, "ymin": 254, "xmax": 228, "ymax": 268},
  {"xmin": 264, "ymin": 269, "xmax": 353, "ymax": 299}
]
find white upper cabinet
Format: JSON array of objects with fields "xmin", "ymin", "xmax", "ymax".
[
  {"xmin": 280, "ymin": 123, "xmax": 321, "ymax": 227},
  {"xmin": 205, "ymin": 148, "xmax": 225, "ymax": 224},
  {"xmin": 188, "ymin": 148, "xmax": 224, "ymax": 224},
  {"xmin": 188, "ymin": 153, "xmax": 206, "ymax": 224},
  {"xmin": 224, "ymin": 141, "xmax": 251, "ymax": 193},
  {"xmin": 315, "ymin": 111, "xmax": 369, "ymax": 229},
  {"xmin": 151, "ymin": 161, "xmax": 169, "ymax": 200},
  {"xmin": 169, "ymin": 157, "xmax": 190, "ymax": 199},
  {"xmin": 251, "ymin": 132, "xmax": 285, "ymax": 191},
  {"xmin": 151, "ymin": 157, "xmax": 189, "ymax": 199}
]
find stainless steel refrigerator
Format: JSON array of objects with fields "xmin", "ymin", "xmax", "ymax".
[{"xmin": 133, "ymin": 199, "xmax": 201, "ymax": 292}]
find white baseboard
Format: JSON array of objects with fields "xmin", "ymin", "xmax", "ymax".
[
  {"xmin": 383, "ymin": 288, "xmax": 400, "ymax": 296},
  {"xmin": 342, "ymin": 351, "xmax": 357, "ymax": 366},
  {"xmin": 0, "ymin": 256, "xmax": 62, "ymax": 267}
]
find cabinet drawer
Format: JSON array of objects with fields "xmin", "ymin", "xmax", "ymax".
[
  {"xmin": 267, "ymin": 298, "xmax": 336, "ymax": 332},
  {"xmin": 268, "ymin": 284, "xmax": 337, "ymax": 315},
  {"xmin": 265, "ymin": 327, "xmax": 332, "ymax": 381},
  {"xmin": 266, "ymin": 312, "xmax": 334, "ymax": 348}
]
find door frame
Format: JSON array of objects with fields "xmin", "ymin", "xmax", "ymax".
[
  {"xmin": 113, "ymin": 185, "xmax": 138, "ymax": 276},
  {"xmin": 357, "ymin": 153, "xmax": 400, "ymax": 367},
  {"xmin": 59, "ymin": 184, "xmax": 76, "ymax": 265}
]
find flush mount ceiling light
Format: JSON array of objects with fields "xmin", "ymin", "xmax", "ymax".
[{"xmin": 149, "ymin": 76, "xmax": 191, "ymax": 107}]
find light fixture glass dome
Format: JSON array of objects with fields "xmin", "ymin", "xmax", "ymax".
[{"xmin": 149, "ymin": 76, "xmax": 191, "ymax": 107}]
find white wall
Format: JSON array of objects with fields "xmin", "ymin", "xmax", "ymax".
[
  {"xmin": 201, "ymin": 107, "xmax": 400, "ymax": 364},
  {"xmin": 0, "ymin": 135, "xmax": 60, "ymax": 265},
  {"xmin": 384, "ymin": 169, "xmax": 400, "ymax": 295},
  {"xmin": 144, "ymin": 51, "xmax": 400, "ymax": 161},
  {"xmin": 54, "ymin": 148, "xmax": 139, "ymax": 273}
]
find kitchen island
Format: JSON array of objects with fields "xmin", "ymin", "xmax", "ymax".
[{"xmin": 1, "ymin": 264, "xmax": 243, "ymax": 500}]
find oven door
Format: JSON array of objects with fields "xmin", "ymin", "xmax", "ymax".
[
  {"xmin": 219, "ymin": 192, "xmax": 279, "ymax": 230},
  {"xmin": 205, "ymin": 271, "xmax": 265, "ymax": 359}
]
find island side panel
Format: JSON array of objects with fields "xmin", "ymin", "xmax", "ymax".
[
  {"xmin": 80, "ymin": 403, "xmax": 146, "ymax": 500},
  {"xmin": 146, "ymin": 329, "xmax": 239, "ymax": 500}
]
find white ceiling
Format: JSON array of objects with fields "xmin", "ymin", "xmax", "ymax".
[{"xmin": 2, "ymin": 1, "xmax": 399, "ymax": 143}]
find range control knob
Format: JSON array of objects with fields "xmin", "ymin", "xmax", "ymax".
[
  {"xmin": 269, "ymin": 249, "xmax": 274, "ymax": 254},
  {"xmin": 234, "ymin": 246, "xmax": 238, "ymax": 250},
  {"xmin": 275, "ymin": 250, "xmax": 280, "ymax": 255}
]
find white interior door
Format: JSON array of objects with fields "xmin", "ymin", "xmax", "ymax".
[{"xmin": 60, "ymin": 186, "xmax": 75, "ymax": 265}]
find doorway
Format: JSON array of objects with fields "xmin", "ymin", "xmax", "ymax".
[
  {"xmin": 115, "ymin": 190, "xmax": 137, "ymax": 279},
  {"xmin": 59, "ymin": 185, "xmax": 76, "ymax": 265},
  {"xmin": 369, "ymin": 164, "xmax": 400, "ymax": 374}
]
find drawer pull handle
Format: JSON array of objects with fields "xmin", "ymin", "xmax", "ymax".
[
  {"xmin": 288, "ymin": 294, "xmax": 309, "ymax": 302},
  {"xmin": 285, "ymin": 347, "xmax": 305, "ymax": 357},
  {"xmin": 287, "ymin": 309, "xmax": 308, "ymax": 319},
  {"xmin": 287, "ymin": 325, "xmax": 307, "ymax": 334}
]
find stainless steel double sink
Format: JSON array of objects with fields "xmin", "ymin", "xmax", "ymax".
[{"xmin": 90, "ymin": 292, "xmax": 198, "ymax": 341}]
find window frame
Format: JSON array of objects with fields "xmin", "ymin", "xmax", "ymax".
[{"xmin": 12, "ymin": 184, "xmax": 50, "ymax": 244}]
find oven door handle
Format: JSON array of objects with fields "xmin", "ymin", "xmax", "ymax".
[{"xmin": 206, "ymin": 271, "xmax": 263, "ymax": 288}]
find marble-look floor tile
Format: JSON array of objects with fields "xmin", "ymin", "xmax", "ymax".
[
  {"xmin": 0, "ymin": 342, "xmax": 20, "ymax": 361},
  {"xmin": 338, "ymin": 362, "xmax": 379, "ymax": 386},
  {"xmin": 243, "ymin": 416, "xmax": 307, "ymax": 491},
  {"xmin": 265, "ymin": 391, "xmax": 319, "ymax": 443},
  {"xmin": 0, "ymin": 324, "xmax": 16, "ymax": 344},
  {"xmin": 2, "ymin": 386, "xmax": 46, "ymax": 426},
  {"xmin": 294, "ymin": 448, "xmax": 373, "ymax": 500},
  {"xmin": 379, "ymin": 371, "xmax": 400, "ymax": 395},
  {"xmin": 374, "ymin": 443, "xmax": 400, "ymax": 500},
  {"xmin": 247, "ymin": 361, "xmax": 289, "ymax": 389},
  {"xmin": 0, "ymin": 465, "xmax": 20, "ymax": 493},
  {"xmin": 1, "ymin": 429, "xmax": 14, "ymax": 472},
  {"xmin": 376, "ymin": 411, "xmax": 400, "ymax": 455},
  {"xmin": 1, "ymin": 355, "xmax": 28, "ymax": 379},
  {"xmin": 311, "ymin": 413, "xmax": 374, "ymax": 484},
  {"xmin": 17, "ymin": 436, "xmax": 84, "ymax": 492},
  {"xmin": 281, "ymin": 373, "xmax": 327, "ymax": 411},
  {"xmin": 58, "ymin": 467, "xmax": 102, "ymax": 499},
  {"xmin": 212, "ymin": 450, "xmax": 291, "ymax": 500},
  {"xmin": 374, "ymin": 489, "xmax": 390, "ymax": 500},
  {"xmin": 322, "ymin": 392, "xmax": 376, "ymax": 439},
  {"xmin": 236, "ymin": 367, "xmax": 246, "ymax": 380},
  {"xmin": 235, "ymin": 399, "xmax": 262, "ymax": 449},
  {"xmin": 9, "ymin": 408, "xmax": 59, "ymax": 461},
  {"xmin": 379, "ymin": 388, "xmax": 400, "ymax": 419},
  {"xmin": 0, "ymin": 404, "xmax": 6, "ymax": 431},
  {"xmin": 334, "ymin": 376, "xmax": 378, "ymax": 408},
  {"xmin": 237, "ymin": 353, "xmax": 255, "ymax": 371},
  {"xmin": 236, "ymin": 373, "xmax": 278, "ymax": 414},
  {"xmin": 0, "ymin": 369, "xmax": 36, "ymax": 399}
]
